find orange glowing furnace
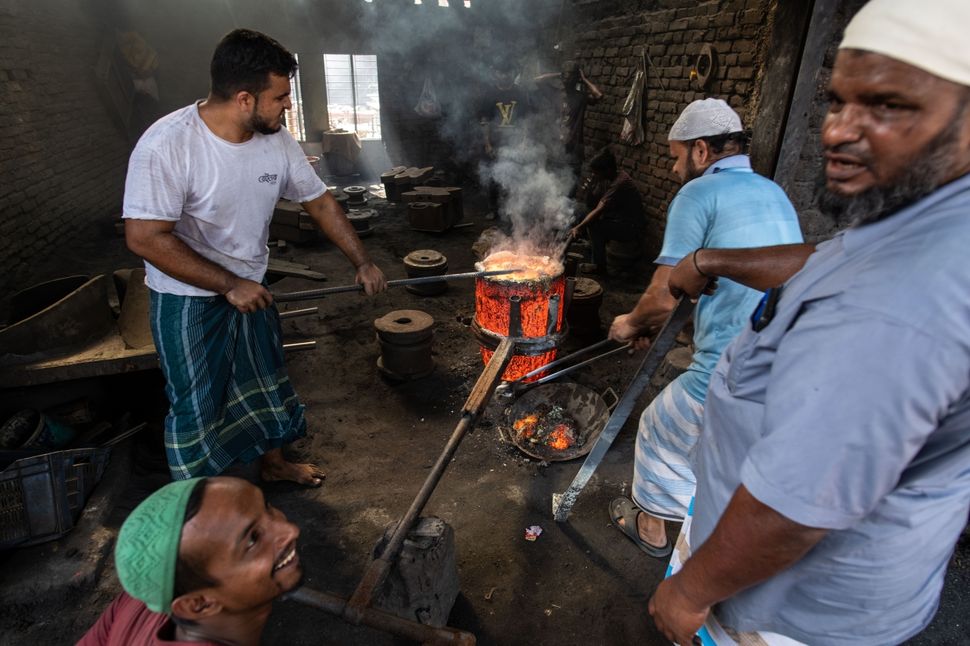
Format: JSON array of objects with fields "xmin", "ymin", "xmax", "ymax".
[{"xmin": 473, "ymin": 251, "xmax": 569, "ymax": 382}]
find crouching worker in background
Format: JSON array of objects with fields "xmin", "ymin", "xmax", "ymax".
[
  {"xmin": 569, "ymin": 147, "xmax": 646, "ymax": 274},
  {"xmin": 78, "ymin": 477, "xmax": 302, "ymax": 645}
]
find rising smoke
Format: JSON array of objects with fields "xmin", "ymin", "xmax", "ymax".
[
  {"xmin": 481, "ymin": 113, "xmax": 575, "ymax": 256},
  {"xmin": 358, "ymin": 0, "xmax": 578, "ymax": 255}
]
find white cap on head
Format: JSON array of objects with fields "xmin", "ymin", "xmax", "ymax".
[
  {"xmin": 668, "ymin": 98, "xmax": 743, "ymax": 142},
  {"xmin": 840, "ymin": 0, "xmax": 970, "ymax": 87}
]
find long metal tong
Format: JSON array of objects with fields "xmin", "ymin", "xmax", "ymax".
[
  {"xmin": 504, "ymin": 338, "xmax": 633, "ymax": 393},
  {"xmin": 274, "ymin": 269, "xmax": 522, "ymax": 303},
  {"xmin": 552, "ymin": 297, "xmax": 695, "ymax": 521}
]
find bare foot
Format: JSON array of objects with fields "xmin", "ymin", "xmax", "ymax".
[
  {"xmin": 260, "ymin": 449, "xmax": 325, "ymax": 487},
  {"xmin": 616, "ymin": 509, "xmax": 668, "ymax": 549}
]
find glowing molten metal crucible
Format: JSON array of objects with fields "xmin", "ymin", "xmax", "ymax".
[{"xmin": 473, "ymin": 251, "xmax": 567, "ymax": 382}]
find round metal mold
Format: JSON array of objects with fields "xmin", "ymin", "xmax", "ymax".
[
  {"xmin": 571, "ymin": 277, "xmax": 603, "ymax": 300},
  {"xmin": 305, "ymin": 155, "xmax": 321, "ymax": 177},
  {"xmin": 567, "ymin": 238, "xmax": 591, "ymax": 259},
  {"xmin": 374, "ymin": 310, "xmax": 435, "ymax": 381},
  {"xmin": 566, "ymin": 277, "xmax": 604, "ymax": 340},
  {"xmin": 403, "ymin": 250, "xmax": 448, "ymax": 296},
  {"xmin": 343, "ymin": 185, "xmax": 368, "ymax": 205},
  {"xmin": 347, "ymin": 208, "xmax": 375, "ymax": 238},
  {"xmin": 564, "ymin": 252, "xmax": 585, "ymax": 278}
]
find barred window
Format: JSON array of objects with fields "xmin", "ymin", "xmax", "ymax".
[
  {"xmin": 323, "ymin": 54, "xmax": 382, "ymax": 140},
  {"xmin": 285, "ymin": 54, "xmax": 306, "ymax": 141}
]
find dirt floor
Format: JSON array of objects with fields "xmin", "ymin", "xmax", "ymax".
[{"xmin": 0, "ymin": 186, "xmax": 967, "ymax": 645}]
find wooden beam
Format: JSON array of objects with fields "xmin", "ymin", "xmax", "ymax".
[
  {"xmin": 772, "ymin": 0, "xmax": 842, "ymax": 192},
  {"xmin": 749, "ymin": 0, "xmax": 816, "ymax": 178}
]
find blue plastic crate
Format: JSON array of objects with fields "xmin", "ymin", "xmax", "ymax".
[{"xmin": 0, "ymin": 447, "xmax": 111, "ymax": 549}]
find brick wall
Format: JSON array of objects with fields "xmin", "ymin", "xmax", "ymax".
[
  {"xmin": 0, "ymin": 0, "xmax": 131, "ymax": 300},
  {"xmin": 562, "ymin": 0, "xmax": 779, "ymax": 257}
]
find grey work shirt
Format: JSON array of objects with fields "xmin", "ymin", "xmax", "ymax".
[{"xmin": 691, "ymin": 173, "xmax": 970, "ymax": 645}]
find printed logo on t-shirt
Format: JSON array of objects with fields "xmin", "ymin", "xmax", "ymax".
[
  {"xmin": 258, "ymin": 173, "xmax": 279, "ymax": 185},
  {"xmin": 496, "ymin": 101, "xmax": 518, "ymax": 127}
]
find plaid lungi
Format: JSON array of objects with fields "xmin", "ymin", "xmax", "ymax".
[{"xmin": 149, "ymin": 290, "xmax": 306, "ymax": 480}]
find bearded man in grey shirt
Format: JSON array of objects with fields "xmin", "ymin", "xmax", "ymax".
[{"xmin": 649, "ymin": 0, "xmax": 970, "ymax": 643}]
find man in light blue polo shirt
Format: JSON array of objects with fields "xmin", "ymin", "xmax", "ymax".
[
  {"xmin": 607, "ymin": 99, "xmax": 802, "ymax": 557},
  {"xmin": 650, "ymin": 0, "xmax": 970, "ymax": 643}
]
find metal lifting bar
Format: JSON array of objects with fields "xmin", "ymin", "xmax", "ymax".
[
  {"xmin": 274, "ymin": 269, "xmax": 523, "ymax": 303},
  {"xmin": 341, "ymin": 338, "xmax": 515, "ymax": 628},
  {"xmin": 551, "ymin": 297, "xmax": 695, "ymax": 522}
]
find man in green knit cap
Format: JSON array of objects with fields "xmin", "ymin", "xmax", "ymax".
[{"xmin": 79, "ymin": 477, "xmax": 302, "ymax": 645}]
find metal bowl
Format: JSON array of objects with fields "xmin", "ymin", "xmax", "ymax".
[{"xmin": 503, "ymin": 382, "xmax": 614, "ymax": 462}]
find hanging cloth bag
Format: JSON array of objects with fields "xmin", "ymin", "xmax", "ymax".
[
  {"xmin": 620, "ymin": 55, "xmax": 646, "ymax": 145},
  {"xmin": 414, "ymin": 76, "xmax": 441, "ymax": 118}
]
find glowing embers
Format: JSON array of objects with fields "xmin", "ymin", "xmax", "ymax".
[
  {"xmin": 473, "ymin": 251, "xmax": 567, "ymax": 382},
  {"xmin": 511, "ymin": 403, "xmax": 580, "ymax": 452}
]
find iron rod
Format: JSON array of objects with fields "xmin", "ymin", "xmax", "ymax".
[
  {"xmin": 274, "ymin": 269, "xmax": 523, "ymax": 302},
  {"xmin": 343, "ymin": 338, "xmax": 515, "ymax": 625},
  {"xmin": 531, "ymin": 343, "xmax": 632, "ymax": 386},
  {"xmin": 282, "ymin": 341, "xmax": 317, "ymax": 352},
  {"xmin": 515, "ymin": 338, "xmax": 614, "ymax": 383},
  {"xmin": 279, "ymin": 306, "xmax": 319, "ymax": 320},
  {"xmin": 288, "ymin": 587, "xmax": 476, "ymax": 645},
  {"xmin": 552, "ymin": 297, "xmax": 694, "ymax": 521}
]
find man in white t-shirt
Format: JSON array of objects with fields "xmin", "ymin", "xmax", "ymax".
[{"xmin": 123, "ymin": 29, "xmax": 386, "ymax": 486}]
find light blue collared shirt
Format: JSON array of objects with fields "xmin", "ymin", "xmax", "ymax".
[{"xmin": 655, "ymin": 154, "xmax": 803, "ymax": 403}]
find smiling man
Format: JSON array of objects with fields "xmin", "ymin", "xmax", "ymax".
[
  {"xmin": 651, "ymin": 0, "xmax": 970, "ymax": 644},
  {"xmin": 79, "ymin": 478, "xmax": 301, "ymax": 645},
  {"xmin": 123, "ymin": 29, "xmax": 386, "ymax": 486}
]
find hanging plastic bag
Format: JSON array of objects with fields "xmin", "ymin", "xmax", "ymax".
[
  {"xmin": 620, "ymin": 63, "xmax": 645, "ymax": 146},
  {"xmin": 414, "ymin": 76, "xmax": 441, "ymax": 118}
]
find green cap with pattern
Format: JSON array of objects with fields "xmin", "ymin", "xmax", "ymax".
[{"xmin": 115, "ymin": 478, "xmax": 205, "ymax": 613}]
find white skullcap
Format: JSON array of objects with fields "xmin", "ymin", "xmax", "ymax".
[
  {"xmin": 668, "ymin": 98, "xmax": 743, "ymax": 142},
  {"xmin": 840, "ymin": 0, "xmax": 970, "ymax": 87}
]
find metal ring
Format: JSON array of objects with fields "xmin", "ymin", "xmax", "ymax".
[{"xmin": 694, "ymin": 44, "xmax": 717, "ymax": 90}]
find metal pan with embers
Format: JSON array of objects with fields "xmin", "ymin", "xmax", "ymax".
[{"xmin": 504, "ymin": 382, "xmax": 616, "ymax": 462}]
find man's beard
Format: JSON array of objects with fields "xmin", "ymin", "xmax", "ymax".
[
  {"xmin": 816, "ymin": 117, "xmax": 964, "ymax": 227},
  {"xmin": 249, "ymin": 98, "xmax": 282, "ymax": 135},
  {"xmin": 683, "ymin": 153, "xmax": 703, "ymax": 184}
]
